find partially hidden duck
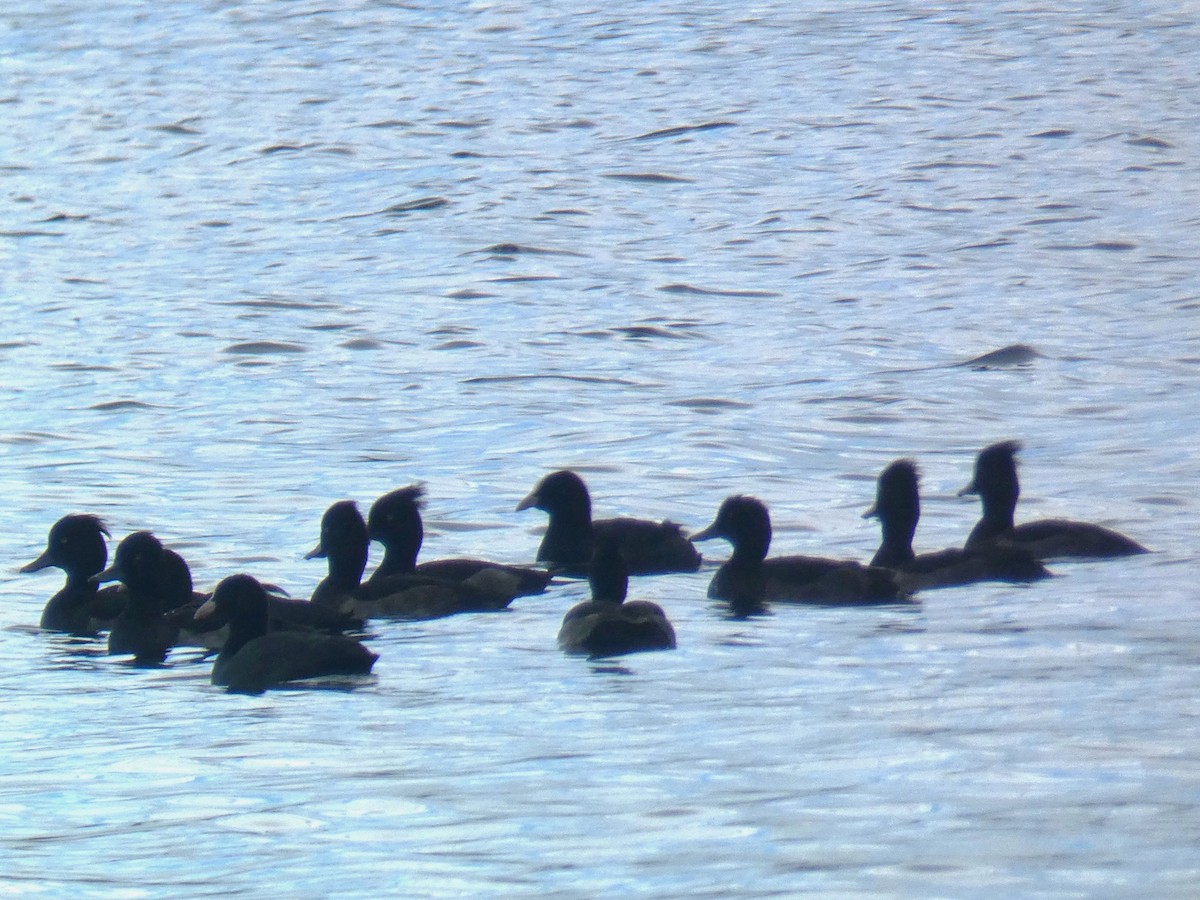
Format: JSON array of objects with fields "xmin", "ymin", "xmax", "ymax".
[{"xmin": 558, "ymin": 536, "xmax": 677, "ymax": 657}]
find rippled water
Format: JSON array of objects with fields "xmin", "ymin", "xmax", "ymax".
[{"xmin": 2, "ymin": 2, "xmax": 1198, "ymax": 896}]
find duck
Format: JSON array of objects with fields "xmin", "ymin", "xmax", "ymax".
[
  {"xmin": 196, "ymin": 574, "xmax": 378, "ymax": 695},
  {"xmin": 558, "ymin": 536, "xmax": 677, "ymax": 657},
  {"xmin": 515, "ymin": 470, "xmax": 701, "ymax": 576},
  {"xmin": 91, "ymin": 531, "xmax": 195, "ymax": 663},
  {"xmin": 307, "ymin": 500, "xmax": 512, "ymax": 619},
  {"xmin": 864, "ymin": 459, "xmax": 1051, "ymax": 591},
  {"xmin": 367, "ymin": 485, "xmax": 551, "ymax": 600},
  {"xmin": 691, "ymin": 495, "xmax": 908, "ymax": 606},
  {"xmin": 961, "ymin": 441, "xmax": 1148, "ymax": 560},
  {"xmin": 19, "ymin": 514, "xmax": 125, "ymax": 633}
]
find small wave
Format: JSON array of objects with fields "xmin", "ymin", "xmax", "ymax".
[
  {"xmin": 463, "ymin": 374, "xmax": 649, "ymax": 387},
  {"xmin": 223, "ymin": 341, "xmax": 308, "ymax": 355},
  {"xmin": 88, "ymin": 400, "xmax": 159, "ymax": 412},
  {"xmin": 632, "ymin": 121, "xmax": 736, "ymax": 141},
  {"xmin": 479, "ymin": 243, "xmax": 586, "ymax": 258},
  {"xmin": 668, "ymin": 398, "xmax": 753, "ymax": 410},
  {"xmin": 603, "ymin": 172, "xmax": 694, "ymax": 183},
  {"xmin": 658, "ymin": 283, "xmax": 780, "ymax": 299}
]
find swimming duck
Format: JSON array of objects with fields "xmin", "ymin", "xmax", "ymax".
[
  {"xmin": 20, "ymin": 514, "xmax": 125, "ymax": 633},
  {"xmin": 515, "ymin": 470, "xmax": 701, "ymax": 576},
  {"xmin": 691, "ymin": 495, "xmax": 907, "ymax": 606},
  {"xmin": 864, "ymin": 459, "xmax": 1050, "ymax": 591},
  {"xmin": 196, "ymin": 574, "xmax": 378, "ymax": 695},
  {"xmin": 307, "ymin": 500, "xmax": 512, "ymax": 619},
  {"xmin": 558, "ymin": 536, "xmax": 677, "ymax": 657},
  {"xmin": 961, "ymin": 441, "xmax": 1148, "ymax": 560},
  {"xmin": 367, "ymin": 485, "xmax": 551, "ymax": 600},
  {"xmin": 91, "ymin": 531, "xmax": 194, "ymax": 663}
]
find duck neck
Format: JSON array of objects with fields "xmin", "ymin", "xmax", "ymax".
[
  {"xmin": 540, "ymin": 509, "xmax": 594, "ymax": 567},
  {"xmin": 222, "ymin": 607, "xmax": 269, "ymax": 661},
  {"xmin": 874, "ymin": 507, "xmax": 917, "ymax": 568},
  {"xmin": 375, "ymin": 540, "xmax": 419, "ymax": 577},
  {"xmin": 326, "ymin": 545, "xmax": 367, "ymax": 590},
  {"xmin": 728, "ymin": 532, "xmax": 770, "ymax": 571}
]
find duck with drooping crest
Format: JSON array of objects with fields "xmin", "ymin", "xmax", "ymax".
[
  {"xmin": 961, "ymin": 441, "xmax": 1147, "ymax": 560},
  {"xmin": 20, "ymin": 514, "xmax": 126, "ymax": 634},
  {"xmin": 367, "ymin": 485, "xmax": 551, "ymax": 601},
  {"xmin": 516, "ymin": 469, "xmax": 701, "ymax": 577},
  {"xmin": 307, "ymin": 499, "xmax": 513, "ymax": 619}
]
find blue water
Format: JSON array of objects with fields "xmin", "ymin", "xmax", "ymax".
[{"xmin": 2, "ymin": 2, "xmax": 1198, "ymax": 896}]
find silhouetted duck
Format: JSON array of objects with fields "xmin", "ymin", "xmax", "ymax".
[
  {"xmin": 367, "ymin": 485, "xmax": 551, "ymax": 600},
  {"xmin": 20, "ymin": 514, "xmax": 125, "ymax": 633},
  {"xmin": 307, "ymin": 500, "xmax": 512, "ymax": 619},
  {"xmin": 165, "ymin": 582, "xmax": 362, "ymax": 649},
  {"xmin": 961, "ymin": 441, "xmax": 1148, "ymax": 560},
  {"xmin": 691, "ymin": 496, "xmax": 907, "ymax": 605},
  {"xmin": 516, "ymin": 470, "xmax": 701, "ymax": 576},
  {"xmin": 558, "ymin": 537, "xmax": 677, "ymax": 657},
  {"xmin": 196, "ymin": 574, "xmax": 377, "ymax": 695},
  {"xmin": 864, "ymin": 459, "xmax": 1050, "ymax": 591},
  {"xmin": 91, "ymin": 531, "xmax": 193, "ymax": 663}
]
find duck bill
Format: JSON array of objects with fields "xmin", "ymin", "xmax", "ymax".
[
  {"xmin": 194, "ymin": 597, "xmax": 218, "ymax": 621},
  {"xmin": 688, "ymin": 523, "xmax": 719, "ymax": 542},
  {"xmin": 957, "ymin": 480, "xmax": 978, "ymax": 498},
  {"xmin": 19, "ymin": 549, "xmax": 54, "ymax": 574},
  {"xmin": 304, "ymin": 541, "xmax": 326, "ymax": 560},
  {"xmin": 861, "ymin": 503, "xmax": 879, "ymax": 520},
  {"xmin": 514, "ymin": 490, "xmax": 539, "ymax": 512},
  {"xmin": 90, "ymin": 562, "xmax": 125, "ymax": 585}
]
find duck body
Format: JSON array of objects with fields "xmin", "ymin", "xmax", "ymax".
[
  {"xmin": 865, "ymin": 459, "xmax": 1051, "ymax": 592},
  {"xmin": 517, "ymin": 470, "xmax": 700, "ymax": 577},
  {"xmin": 308, "ymin": 499, "xmax": 513, "ymax": 620},
  {"xmin": 198, "ymin": 574, "xmax": 377, "ymax": 695},
  {"xmin": 92, "ymin": 532, "xmax": 192, "ymax": 663},
  {"xmin": 20, "ymin": 514, "xmax": 123, "ymax": 634},
  {"xmin": 961, "ymin": 441, "xmax": 1148, "ymax": 560},
  {"xmin": 367, "ymin": 485, "xmax": 551, "ymax": 600},
  {"xmin": 692, "ymin": 495, "xmax": 907, "ymax": 606},
  {"xmin": 558, "ymin": 538, "xmax": 676, "ymax": 657}
]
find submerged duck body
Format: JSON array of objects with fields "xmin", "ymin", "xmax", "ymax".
[
  {"xmin": 558, "ymin": 538, "xmax": 676, "ymax": 657},
  {"xmin": 961, "ymin": 441, "xmax": 1148, "ymax": 560},
  {"xmin": 865, "ymin": 459, "xmax": 1051, "ymax": 591},
  {"xmin": 197, "ymin": 574, "xmax": 377, "ymax": 695},
  {"xmin": 20, "ymin": 514, "xmax": 124, "ymax": 634},
  {"xmin": 516, "ymin": 470, "xmax": 701, "ymax": 577},
  {"xmin": 308, "ymin": 500, "xmax": 512, "ymax": 620},
  {"xmin": 367, "ymin": 485, "xmax": 551, "ymax": 600},
  {"xmin": 692, "ymin": 495, "xmax": 907, "ymax": 607}
]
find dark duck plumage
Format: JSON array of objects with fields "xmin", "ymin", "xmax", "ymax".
[
  {"xmin": 196, "ymin": 574, "xmax": 377, "ymax": 695},
  {"xmin": 558, "ymin": 537, "xmax": 676, "ymax": 657},
  {"xmin": 864, "ymin": 459, "xmax": 1050, "ymax": 591},
  {"xmin": 91, "ymin": 531, "xmax": 195, "ymax": 663},
  {"xmin": 691, "ymin": 495, "xmax": 907, "ymax": 606},
  {"xmin": 20, "ymin": 514, "xmax": 125, "ymax": 633},
  {"xmin": 515, "ymin": 470, "xmax": 701, "ymax": 577},
  {"xmin": 307, "ymin": 500, "xmax": 512, "ymax": 619},
  {"xmin": 367, "ymin": 485, "xmax": 551, "ymax": 600},
  {"xmin": 961, "ymin": 441, "xmax": 1148, "ymax": 560}
]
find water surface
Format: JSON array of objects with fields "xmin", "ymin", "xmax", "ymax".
[{"xmin": 2, "ymin": 2, "xmax": 1198, "ymax": 896}]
